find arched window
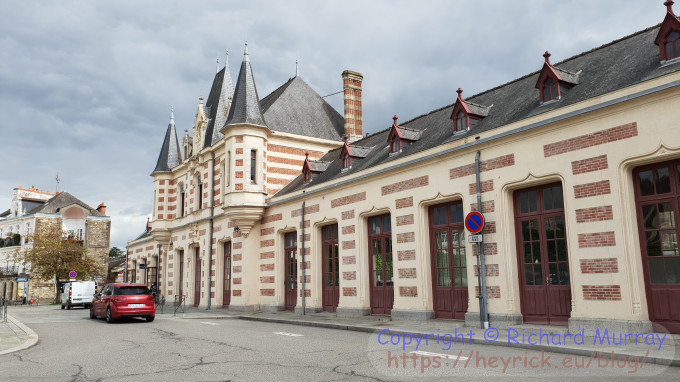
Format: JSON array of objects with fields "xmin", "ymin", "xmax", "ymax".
[
  {"xmin": 666, "ymin": 31, "xmax": 680, "ymax": 60},
  {"xmin": 455, "ymin": 111, "xmax": 466, "ymax": 132},
  {"xmin": 250, "ymin": 150, "xmax": 257, "ymax": 184},
  {"xmin": 543, "ymin": 78, "xmax": 558, "ymax": 101},
  {"xmin": 179, "ymin": 183, "xmax": 185, "ymax": 217},
  {"xmin": 196, "ymin": 175, "xmax": 203, "ymax": 210}
]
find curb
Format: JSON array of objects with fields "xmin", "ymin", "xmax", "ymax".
[
  {"xmin": 237, "ymin": 315, "xmax": 680, "ymax": 367},
  {"xmin": 0, "ymin": 315, "xmax": 39, "ymax": 356}
]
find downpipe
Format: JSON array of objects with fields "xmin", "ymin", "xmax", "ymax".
[
  {"xmin": 207, "ymin": 152, "xmax": 215, "ymax": 310},
  {"xmin": 475, "ymin": 151, "xmax": 489, "ymax": 329},
  {"xmin": 301, "ymin": 201, "xmax": 306, "ymax": 315}
]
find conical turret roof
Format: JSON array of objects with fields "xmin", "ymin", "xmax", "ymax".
[
  {"xmin": 152, "ymin": 109, "xmax": 182, "ymax": 174},
  {"xmin": 203, "ymin": 57, "xmax": 235, "ymax": 148},
  {"xmin": 224, "ymin": 44, "xmax": 267, "ymax": 129}
]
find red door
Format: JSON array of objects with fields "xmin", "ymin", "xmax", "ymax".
[
  {"xmin": 284, "ymin": 232, "xmax": 298, "ymax": 311},
  {"xmin": 369, "ymin": 214, "xmax": 394, "ymax": 315},
  {"xmin": 634, "ymin": 162, "xmax": 680, "ymax": 333},
  {"xmin": 322, "ymin": 225, "xmax": 339, "ymax": 312},
  {"xmin": 223, "ymin": 242, "xmax": 231, "ymax": 307},
  {"xmin": 194, "ymin": 248, "xmax": 201, "ymax": 307},
  {"xmin": 514, "ymin": 183, "xmax": 571, "ymax": 325},
  {"xmin": 429, "ymin": 202, "xmax": 468, "ymax": 319}
]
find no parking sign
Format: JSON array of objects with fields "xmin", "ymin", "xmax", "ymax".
[{"xmin": 464, "ymin": 211, "xmax": 485, "ymax": 234}]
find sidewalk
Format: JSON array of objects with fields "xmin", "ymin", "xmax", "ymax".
[
  {"xmin": 157, "ymin": 306, "xmax": 680, "ymax": 367},
  {"xmin": 0, "ymin": 314, "xmax": 39, "ymax": 356}
]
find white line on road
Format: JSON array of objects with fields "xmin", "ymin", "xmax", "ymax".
[
  {"xmin": 409, "ymin": 351, "xmax": 468, "ymax": 360},
  {"xmin": 274, "ymin": 331, "xmax": 304, "ymax": 337},
  {"xmin": 201, "ymin": 322, "xmax": 219, "ymax": 326}
]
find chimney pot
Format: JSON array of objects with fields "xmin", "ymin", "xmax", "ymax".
[{"xmin": 97, "ymin": 203, "xmax": 107, "ymax": 215}]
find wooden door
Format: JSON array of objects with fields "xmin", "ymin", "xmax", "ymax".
[
  {"xmin": 284, "ymin": 232, "xmax": 298, "ymax": 311},
  {"xmin": 194, "ymin": 248, "xmax": 201, "ymax": 307},
  {"xmin": 223, "ymin": 242, "xmax": 231, "ymax": 307},
  {"xmin": 322, "ymin": 224, "xmax": 339, "ymax": 312},
  {"xmin": 634, "ymin": 162, "xmax": 680, "ymax": 333},
  {"xmin": 178, "ymin": 250, "xmax": 184, "ymax": 296},
  {"xmin": 515, "ymin": 183, "xmax": 571, "ymax": 325},
  {"xmin": 369, "ymin": 214, "xmax": 394, "ymax": 315},
  {"xmin": 429, "ymin": 202, "xmax": 468, "ymax": 319}
]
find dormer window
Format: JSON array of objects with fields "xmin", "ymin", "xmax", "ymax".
[
  {"xmin": 535, "ymin": 52, "xmax": 580, "ymax": 104},
  {"xmin": 340, "ymin": 135, "xmax": 372, "ymax": 170},
  {"xmin": 450, "ymin": 89, "xmax": 490, "ymax": 134},
  {"xmin": 655, "ymin": 2, "xmax": 680, "ymax": 62},
  {"xmin": 342, "ymin": 153, "xmax": 351, "ymax": 170},
  {"xmin": 302, "ymin": 152, "xmax": 330, "ymax": 183},
  {"xmin": 387, "ymin": 115, "xmax": 422, "ymax": 154}
]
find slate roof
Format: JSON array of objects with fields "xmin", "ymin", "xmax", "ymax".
[
  {"xmin": 309, "ymin": 161, "xmax": 332, "ymax": 172},
  {"xmin": 224, "ymin": 47, "xmax": 267, "ymax": 128},
  {"xmin": 399, "ymin": 126, "xmax": 423, "ymax": 141},
  {"xmin": 553, "ymin": 66, "xmax": 581, "ymax": 85},
  {"xmin": 347, "ymin": 144, "xmax": 373, "ymax": 158},
  {"xmin": 276, "ymin": 24, "xmax": 680, "ymax": 197},
  {"xmin": 27, "ymin": 192, "xmax": 104, "ymax": 217},
  {"xmin": 466, "ymin": 102, "xmax": 492, "ymax": 117},
  {"xmin": 152, "ymin": 111, "xmax": 182, "ymax": 174},
  {"xmin": 203, "ymin": 65, "xmax": 234, "ymax": 148},
  {"xmin": 261, "ymin": 76, "xmax": 345, "ymax": 141}
]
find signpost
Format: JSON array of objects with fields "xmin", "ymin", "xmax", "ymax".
[
  {"xmin": 15, "ymin": 277, "xmax": 28, "ymax": 282},
  {"xmin": 69, "ymin": 271, "xmax": 77, "ymax": 281}
]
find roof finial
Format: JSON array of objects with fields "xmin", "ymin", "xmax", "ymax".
[
  {"xmin": 244, "ymin": 40, "xmax": 248, "ymax": 55},
  {"xmin": 296, "ymin": 59, "xmax": 299, "ymax": 77},
  {"xmin": 216, "ymin": 57, "xmax": 219, "ymax": 74},
  {"xmin": 665, "ymin": 1, "xmax": 675, "ymax": 15},
  {"xmin": 543, "ymin": 51, "xmax": 551, "ymax": 64},
  {"xmin": 392, "ymin": 115, "xmax": 398, "ymax": 126},
  {"xmin": 456, "ymin": 88, "xmax": 463, "ymax": 99},
  {"xmin": 225, "ymin": 50, "xmax": 229, "ymax": 68},
  {"xmin": 170, "ymin": 105, "xmax": 175, "ymax": 124}
]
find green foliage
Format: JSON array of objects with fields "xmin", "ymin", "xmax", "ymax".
[
  {"xmin": 12, "ymin": 233, "xmax": 21, "ymax": 246},
  {"xmin": 109, "ymin": 246, "xmax": 124, "ymax": 258}
]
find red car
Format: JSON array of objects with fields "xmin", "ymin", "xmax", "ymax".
[{"xmin": 90, "ymin": 283, "xmax": 155, "ymax": 323}]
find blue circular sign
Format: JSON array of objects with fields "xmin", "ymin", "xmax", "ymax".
[
  {"xmin": 465, "ymin": 211, "xmax": 485, "ymax": 234},
  {"xmin": 69, "ymin": 271, "xmax": 77, "ymax": 279}
]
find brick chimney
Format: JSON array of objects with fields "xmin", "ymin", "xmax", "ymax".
[
  {"xmin": 96, "ymin": 203, "xmax": 107, "ymax": 215},
  {"xmin": 342, "ymin": 70, "xmax": 363, "ymax": 142}
]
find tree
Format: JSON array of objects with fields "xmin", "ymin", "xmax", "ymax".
[
  {"xmin": 12, "ymin": 225, "xmax": 104, "ymax": 303},
  {"xmin": 109, "ymin": 246, "xmax": 124, "ymax": 258}
]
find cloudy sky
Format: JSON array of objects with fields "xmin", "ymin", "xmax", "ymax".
[{"xmin": 0, "ymin": 1, "xmax": 665, "ymax": 249}]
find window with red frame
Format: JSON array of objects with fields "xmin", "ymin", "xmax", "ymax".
[
  {"xmin": 542, "ymin": 78, "xmax": 558, "ymax": 102},
  {"xmin": 666, "ymin": 31, "xmax": 680, "ymax": 60},
  {"xmin": 342, "ymin": 153, "xmax": 351, "ymax": 170},
  {"xmin": 390, "ymin": 137, "xmax": 401, "ymax": 154},
  {"xmin": 454, "ymin": 111, "xmax": 466, "ymax": 132}
]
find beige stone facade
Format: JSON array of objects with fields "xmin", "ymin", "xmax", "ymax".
[{"xmin": 128, "ymin": 8, "xmax": 680, "ymax": 334}]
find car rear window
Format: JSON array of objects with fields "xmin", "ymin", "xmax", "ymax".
[{"xmin": 114, "ymin": 286, "xmax": 151, "ymax": 295}]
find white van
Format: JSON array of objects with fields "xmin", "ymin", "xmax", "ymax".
[{"xmin": 61, "ymin": 281, "xmax": 98, "ymax": 309}]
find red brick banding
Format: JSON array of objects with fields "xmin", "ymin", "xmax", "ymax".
[
  {"xmin": 398, "ymin": 268, "xmax": 417, "ymax": 279},
  {"xmin": 262, "ymin": 213, "xmax": 283, "ymax": 224},
  {"xmin": 578, "ymin": 232, "xmax": 615, "ymax": 248},
  {"xmin": 343, "ymin": 271, "xmax": 356, "ymax": 281},
  {"xmin": 291, "ymin": 204, "xmax": 320, "ymax": 217},
  {"xmin": 233, "ymin": 254, "xmax": 242, "ymax": 262},
  {"xmin": 342, "ymin": 240, "xmax": 355, "ymax": 250},
  {"xmin": 233, "ymin": 265, "xmax": 242, "ymax": 273},
  {"xmin": 235, "ymin": 171, "xmax": 243, "ymax": 179},
  {"xmin": 260, "ymin": 263, "xmax": 275, "ymax": 271},
  {"xmin": 450, "ymin": 154, "xmax": 515, "ymax": 179},
  {"xmin": 342, "ymin": 256, "xmax": 356, "ymax": 265},
  {"xmin": 260, "ymin": 227, "xmax": 274, "ymax": 236},
  {"xmin": 382, "ymin": 176, "xmax": 429, "ymax": 196},
  {"xmin": 233, "ymin": 290, "xmax": 242, "ymax": 296},
  {"xmin": 397, "ymin": 232, "xmax": 415, "ymax": 243},
  {"xmin": 470, "ymin": 200, "xmax": 495, "ymax": 213},
  {"xmin": 396, "ymin": 214, "xmax": 414, "ymax": 226},
  {"xmin": 342, "ymin": 225, "xmax": 355, "ymax": 235},
  {"xmin": 398, "ymin": 250, "xmax": 416, "ymax": 261},
  {"xmin": 260, "ymin": 276, "xmax": 275, "ymax": 284},
  {"xmin": 267, "ymin": 144, "xmax": 324, "ymax": 158},
  {"xmin": 544, "ymin": 123, "xmax": 638, "ymax": 157},
  {"xmin": 475, "ymin": 286, "xmax": 500, "ymax": 298},
  {"xmin": 260, "ymin": 239, "xmax": 275, "ymax": 248},
  {"xmin": 260, "ymin": 251, "xmax": 274, "ymax": 260},
  {"xmin": 343, "ymin": 287, "xmax": 357, "ymax": 297},
  {"xmin": 233, "ymin": 278, "xmax": 242, "ymax": 285},
  {"xmin": 580, "ymin": 258, "xmax": 618, "ymax": 274},
  {"xmin": 260, "ymin": 289, "xmax": 275, "ymax": 296},
  {"xmin": 575, "ymin": 206, "xmax": 613, "ymax": 223},
  {"xmin": 233, "ymin": 242, "xmax": 242, "ymax": 250},
  {"xmin": 396, "ymin": 197, "xmax": 413, "ymax": 209},
  {"xmin": 399, "ymin": 287, "xmax": 418, "ymax": 297},
  {"xmin": 331, "ymin": 192, "xmax": 366, "ymax": 208},
  {"xmin": 571, "ymin": 155, "xmax": 608, "ymax": 175},
  {"xmin": 474, "ymin": 264, "xmax": 499, "ymax": 277},
  {"xmin": 583, "ymin": 285, "xmax": 621, "ymax": 300},
  {"xmin": 469, "ymin": 179, "xmax": 494, "ymax": 195},
  {"xmin": 235, "ymin": 148, "xmax": 243, "ymax": 154},
  {"xmin": 574, "ymin": 180, "xmax": 610, "ymax": 199},
  {"xmin": 473, "ymin": 243, "xmax": 497, "ymax": 256},
  {"xmin": 483, "ymin": 221, "xmax": 496, "ymax": 234},
  {"xmin": 342, "ymin": 210, "xmax": 355, "ymax": 220},
  {"xmin": 235, "ymin": 159, "xmax": 243, "ymax": 166}
]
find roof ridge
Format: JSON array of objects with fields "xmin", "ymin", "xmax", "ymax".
[{"xmin": 399, "ymin": 23, "xmax": 661, "ymax": 128}]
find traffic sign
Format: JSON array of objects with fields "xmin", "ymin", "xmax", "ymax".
[
  {"xmin": 93, "ymin": 276, "xmax": 105, "ymax": 281},
  {"xmin": 468, "ymin": 234, "xmax": 483, "ymax": 243},
  {"xmin": 139, "ymin": 264, "xmax": 147, "ymax": 270},
  {"xmin": 68, "ymin": 271, "xmax": 77, "ymax": 279},
  {"xmin": 465, "ymin": 211, "xmax": 485, "ymax": 234},
  {"xmin": 15, "ymin": 277, "xmax": 28, "ymax": 282}
]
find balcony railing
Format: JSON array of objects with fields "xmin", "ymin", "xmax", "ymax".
[{"xmin": 0, "ymin": 265, "xmax": 21, "ymax": 276}]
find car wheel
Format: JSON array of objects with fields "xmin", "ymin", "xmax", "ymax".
[
  {"xmin": 66, "ymin": 302, "xmax": 71, "ymax": 310},
  {"xmin": 90, "ymin": 306, "xmax": 96, "ymax": 319},
  {"xmin": 146, "ymin": 316, "xmax": 155, "ymax": 323},
  {"xmin": 106, "ymin": 307, "xmax": 115, "ymax": 323},
  {"xmin": 61, "ymin": 304, "xmax": 65, "ymax": 310}
]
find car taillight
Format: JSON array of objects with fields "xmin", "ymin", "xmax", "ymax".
[
  {"xmin": 69, "ymin": 287, "xmax": 72, "ymax": 297},
  {"xmin": 147, "ymin": 295, "xmax": 155, "ymax": 301}
]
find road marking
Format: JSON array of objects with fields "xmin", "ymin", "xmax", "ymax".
[
  {"xmin": 274, "ymin": 331, "xmax": 303, "ymax": 337},
  {"xmin": 200, "ymin": 322, "xmax": 219, "ymax": 326},
  {"xmin": 409, "ymin": 351, "xmax": 468, "ymax": 360}
]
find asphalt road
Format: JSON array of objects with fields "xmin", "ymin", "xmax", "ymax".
[{"xmin": 1, "ymin": 305, "xmax": 678, "ymax": 381}]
